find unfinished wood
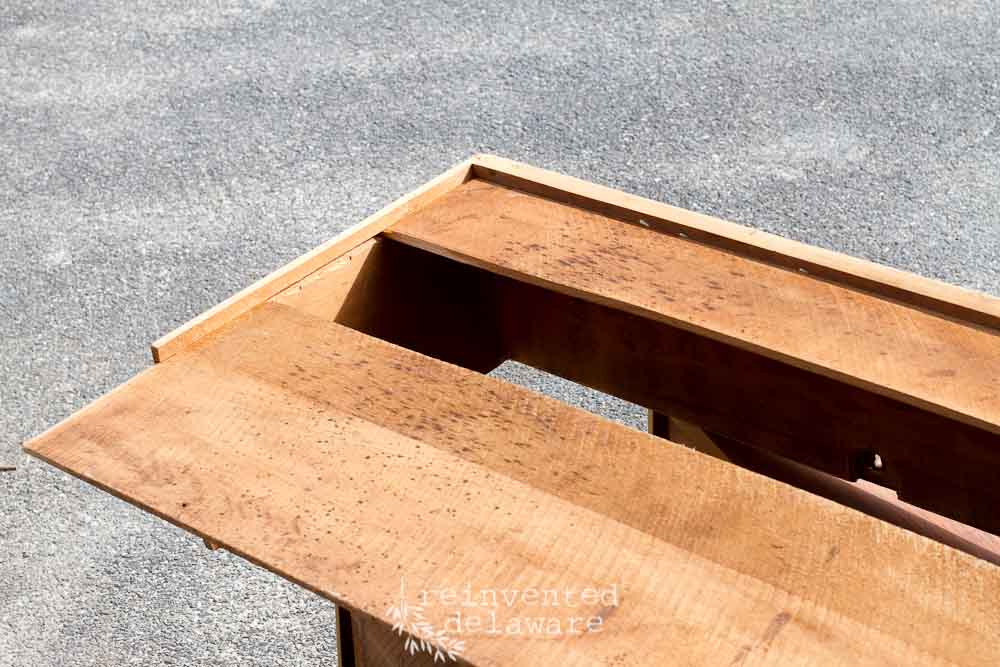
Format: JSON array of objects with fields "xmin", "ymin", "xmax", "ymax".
[
  {"xmin": 651, "ymin": 413, "xmax": 1000, "ymax": 567},
  {"xmin": 25, "ymin": 300, "xmax": 1000, "ymax": 666},
  {"xmin": 470, "ymin": 154, "xmax": 1000, "ymax": 331},
  {"xmin": 265, "ymin": 237, "xmax": 999, "ymax": 532},
  {"xmin": 483, "ymin": 265, "xmax": 1000, "ymax": 532},
  {"xmin": 260, "ymin": 232, "xmax": 1000, "ymax": 533},
  {"xmin": 387, "ymin": 180, "xmax": 1000, "ymax": 436},
  {"xmin": 150, "ymin": 158, "xmax": 473, "ymax": 363}
]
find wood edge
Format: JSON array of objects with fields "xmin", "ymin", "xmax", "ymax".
[
  {"xmin": 23, "ymin": 364, "xmax": 165, "ymax": 455},
  {"xmin": 149, "ymin": 158, "xmax": 475, "ymax": 364},
  {"xmin": 27, "ymin": 423, "xmax": 462, "ymax": 667},
  {"xmin": 468, "ymin": 154, "xmax": 1000, "ymax": 331},
  {"xmin": 22, "ymin": 441, "xmax": 370, "ymax": 626}
]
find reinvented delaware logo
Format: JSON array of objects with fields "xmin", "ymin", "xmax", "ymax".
[
  {"xmin": 384, "ymin": 577, "xmax": 619, "ymax": 661},
  {"xmin": 386, "ymin": 578, "xmax": 466, "ymax": 663}
]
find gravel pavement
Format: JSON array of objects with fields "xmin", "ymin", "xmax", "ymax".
[{"xmin": 2, "ymin": 1, "xmax": 998, "ymax": 665}]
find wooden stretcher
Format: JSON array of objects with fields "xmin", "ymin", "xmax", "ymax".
[{"xmin": 26, "ymin": 156, "xmax": 1000, "ymax": 665}]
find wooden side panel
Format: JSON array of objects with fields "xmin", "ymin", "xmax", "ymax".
[
  {"xmin": 25, "ymin": 301, "xmax": 1000, "ymax": 666},
  {"xmin": 337, "ymin": 606, "xmax": 357, "ymax": 667},
  {"xmin": 387, "ymin": 180, "xmax": 1000, "ymax": 436},
  {"xmin": 150, "ymin": 158, "xmax": 473, "ymax": 363}
]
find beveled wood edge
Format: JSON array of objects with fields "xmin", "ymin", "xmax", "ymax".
[
  {"xmin": 149, "ymin": 158, "xmax": 475, "ymax": 363},
  {"xmin": 24, "ymin": 434, "xmax": 389, "ymax": 650},
  {"xmin": 469, "ymin": 154, "xmax": 1000, "ymax": 332}
]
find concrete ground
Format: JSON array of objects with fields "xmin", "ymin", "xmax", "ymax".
[{"xmin": 2, "ymin": 1, "xmax": 998, "ymax": 664}]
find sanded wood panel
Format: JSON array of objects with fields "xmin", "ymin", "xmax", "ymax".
[
  {"xmin": 387, "ymin": 180, "xmax": 1000, "ymax": 435},
  {"xmin": 469, "ymin": 155, "xmax": 1000, "ymax": 330},
  {"xmin": 26, "ymin": 301, "xmax": 1000, "ymax": 666}
]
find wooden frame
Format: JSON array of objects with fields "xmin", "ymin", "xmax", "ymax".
[
  {"xmin": 153, "ymin": 154, "xmax": 1000, "ymax": 365},
  {"xmin": 149, "ymin": 155, "xmax": 1000, "ymax": 534},
  {"xmin": 26, "ymin": 156, "xmax": 1000, "ymax": 666}
]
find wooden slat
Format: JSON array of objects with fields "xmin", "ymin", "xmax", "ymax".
[
  {"xmin": 470, "ymin": 154, "xmax": 1000, "ymax": 331},
  {"xmin": 387, "ymin": 179, "xmax": 1000, "ymax": 436},
  {"xmin": 149, "ymin": 158, "xmax": 473, "ymax": 363},
  {"xmin": 25, "ymin": 300, "xmax": 1000, "ymax": 666}
]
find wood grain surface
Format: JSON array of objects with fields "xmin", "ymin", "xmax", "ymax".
[
  {"xmin": 387, "ymin": 179, "xmax": 1000, "ymax": 436},
  {"xmin": 26, "ymin": 298, "xmax": 1000, "ymax": 666},
  {"xmin": 470, "ymin": 155, "xmax": 1000, "ymax": 330}
]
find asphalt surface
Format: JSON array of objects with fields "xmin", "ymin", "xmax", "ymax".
[{"xmin": 2, "ymin": 1, "xmax": 999, "ymax": 665}]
